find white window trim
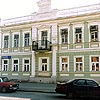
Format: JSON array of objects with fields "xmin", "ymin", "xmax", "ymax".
[
  {"xmin": 3, "ymin": 33, "xmax": 10, "ymax": 48},
  {"xmin": 22, "ymin": 58, "xmax": 30, "ymax": 71},
  {"xmin": 22, "ymin": 31, "xmax": 31, "ymax": 47},
  {"xmin": 88, "ymin": 22, "xmax": 100, "ymax": 43},
  {"xmin": 59, "ymin": 56, "xmax": 69, "ymax": 72},
  {"xmin": 12, "ymin": 58, "xmax": 19, "ymax": 71},
  {"xmin": 2, "ymin": 59, "xmax": 9, "ymax": 71},
  {"xmin": 59, "ymin": 26, "xmax": 69, "ymax": 44},
  {"xmin": 12, "ymin": 32, "xmax": 20, "ymax": 47},
  {"xmin": 89, "ymin": 55, "xmax": 100, "ymax": 71},
  {"xmin": 38, "ymin": 28, "xmax": 50, "ymax": 41},
  {"xmin": 73, "ymin": 24, "xmax": 84, "ymax": 44},
  {"xmin": 74, "ymin": 56, "xmax": 84, "ymax": 72},
  {"xmin": 39, "ymin": 57, "xmax": 49, "ymax": 71}
]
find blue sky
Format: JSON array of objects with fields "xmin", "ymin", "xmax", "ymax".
[{"xmin": 0, "ymin": 0, "xmax": 100, "ymax": 19}]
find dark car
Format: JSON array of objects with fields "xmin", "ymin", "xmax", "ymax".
[
  {"xmin": 0, "ymin": 77, "xmax": 19, "ymax": 93},
  {"xmin": 55, "ymin": 78, "xmax": 100, "ymax": 99}
]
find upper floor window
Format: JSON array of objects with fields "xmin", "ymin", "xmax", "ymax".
[
  {"xmin": 60, "ymin": 57, "xmax": 69, "ymax": 71},
  {"xmin": 41, "ymin": 31, "xmax": 47, "ymax": 40},
  {"xmin": 75, "ymin": 57, "xmax": 84, "ymax": 72},
  {"xmin": 41, "ymin": 31, "xmax": 48, "ymax": 46},
  {"xmin": 24, "ymin": 33, "xmax": 30, "ymax": 46},
  {"xmin": 91, "ymin": 56, "xmax": 99, "ymax": 71},
  {"xmin": 4, "ymin": 36, "xmax": 9, "ymax": 48},
  {"xmin": 75, "ymin": 27, "xmax": 82, "ymax": 43},
  {"xmin": 90, "ymin": 25, "xmax": 98, "ymax": 42},
  {"xmin": 14, "ymin": 34, "xmax": 19, "ymax": 47},
  {"xmin": 61, "ymin": 29, "xmax": 68, "ymax": 43}
]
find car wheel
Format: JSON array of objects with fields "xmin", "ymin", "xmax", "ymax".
[
  {"xmin": 66, "ymin": 92, "xmax": 73, "ymax": 98},
  {"xmin": 1, "ymin": 87, "xmax": 7, "ymax": 93}
]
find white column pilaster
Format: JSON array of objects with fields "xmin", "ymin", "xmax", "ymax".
[
  {"xmin": 0, "ymin": 29, "xmax": 2, "ymax": 50},
  {"xmin": 52, "ymin": 46, "xmax": 56, "ymax": 77},
  {"xmin": 51, "ymin": 23, "xmax": 57, "ymax": 77},
  {"xmin": 31, "ymin": 51, "xmax": 35, "ymax": 77},
  {"xmin": 0, "ymin": 29, "xmax": 2, "ymax": 74},
  {"xmin": 32, "ymin": 26, "xmax": 37, "ymax": 41}
]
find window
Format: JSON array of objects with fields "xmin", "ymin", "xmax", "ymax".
[
  {"xmin": 91, "ymin": 57, "xmax": 99, "ymax": 71},
  {"xmin": 42, "ymin": 59, "xmax": 47, "ymax": 71},
  {"xmin": 12, "ymin": 59, "xmax": 19, "ymax": 71},
  {"xmin": 41, "ymin": 31, "xmax": 47, "ymax": 46},
  {"xmin": 2, "ymin": 60, "xmax": 8, "ymax": 71},
  {"xmin": 75, "ymin": 27, "xmax": 82, "ymax": 43},
  {"xmin": 23, "ymin": 59, "xmax": 30, "ymax": 72},
  {"xmin": 75, "ymin": 57, "xmax": 83, "ymax": 71},
  {"xmin": 39, "ymin": 57, "xmax": 49, "ymax": 71},
  {"xmin": 90, "ymin": 25, "xmax": 98, "ymax": 42},
  {"xmin": 4, "ymin": 36, "xmax": 9, "ymax": 48},
  {"xmin": 14, "ymin": 34, "xmax": 19, "ymax": 47},
  {"xmin": 74, "ymin": 79, "xmax": 86, "ymax": 86},
  {"xmin": 61, "ymin": 29, "xmax": 68, "ymax": 43},
  {"xmin": 24, "ymin": 33, "xmax": 30, "ymax": 46},
  {"xmin": 60, "ymin": 57, "xmax": 69, "ymax": 71},
  {"xmin": 86, "ymin": 80, "xmax": 98, "ymax": 86}
]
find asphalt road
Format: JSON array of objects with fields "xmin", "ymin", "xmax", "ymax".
[{"xmin": 0, "ymin": 91, "xmax": 82, "ymax": 100}]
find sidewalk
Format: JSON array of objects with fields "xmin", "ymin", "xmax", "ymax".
[{"xmin": 18, "ymin": 82, "xmax": 56, "ymax": 93}]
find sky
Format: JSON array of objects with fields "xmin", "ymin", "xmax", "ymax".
[{"xmin": 0, "ymin": 0, "xmax": 100, "ymax": 19}]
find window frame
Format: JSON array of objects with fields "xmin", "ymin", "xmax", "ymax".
[
  {"xmin": 90, "ymin": 25, "xmax": 98, "ymax": 42},
  {"xmin": 90, "ymin": 56, "xmax": 100, "ymax": 71},
  {"xmin": 3, "ymin": 34, "xmax": 9, "ymax": 48},
  {"xmin": 61, "ymin": 28, "xmax": 68, "ymax": 44},
  {"xmin": 73, "ymin": 24, "xmax": 84, "ymax": 44},
  {"xmin": 39, "ymin": 57, "xmax": 49, "ymax": 72},
  {"xmin": 74, "ymin": 56, "xmax": 84, "ymax": 72},
  {"xmin": 12, "ymin": 32, "xmax": 20, "ymax": 48},
  {"xmin": 60, "ymin": 56, "xmax": 69, "ymax": 72},
  {"xmin": 23, "ymin": 31, "xmax": 31, "ymax": 47},
  {"xmin": 38, "ymin": 28, "xmax": 50, "ymax": 41},
  {"xmin": 2, "ymin": 59, "xmax": 9, "ymax": 72},
  {"xmin": 12, "ymin": 58, "xmax": 19, "ymax": 72},
  {"xmin": 88, "ymin": 22, "xmax": 100, "ymax": 43},
  {"xmin": 74, "ymin": 27, "xmax": 82, "ymax": 43},
  {"xmin": 23, "ymin": 58, "xmax": 30, "ymax": 72},
  {"xmin": 59, "ymin": 26, "xmax": 69, "ymax": 44}
]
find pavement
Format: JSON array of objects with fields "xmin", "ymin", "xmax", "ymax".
[{"xmin": 18, "ymin": 82, "xmax": 56, "ymax": 93}]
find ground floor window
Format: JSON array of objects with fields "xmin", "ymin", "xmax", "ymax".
[
  {"xmin": 74, "ymin": 56, "xmax": 84, "ymax": 72},
  {"xmin": 90, "ymin": 56, "xmax": 100, "ymax": 71},
  {"xmin": 23, "ymin": 58, "xmax": 30, "ymax": 72},
  {"xmin": 60, "ymin": 56, "xmax": 69, "ymax": 71},
  {"xmin": 39, "ymin": 57, "xmax": 49, "ymax": 71},
  {"xmin": 2, "ymin": 59, "xmax": 8, "ymax": 71},
  {"xmin": 12, "ymin": 59, "xmax": 19, "ymax": 72}
]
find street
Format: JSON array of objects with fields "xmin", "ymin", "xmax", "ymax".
[
  {"xmin": 0, "ymin": 91, "xmax": 67, "ymax": 100},
  {"xmin": 0, "ymin": 91, "xmax": 82, "ymax": 100}
]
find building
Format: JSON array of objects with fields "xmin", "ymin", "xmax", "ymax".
[{"xmin": 0, "ymin": 0, "xmax": 100, "ymax": 83}]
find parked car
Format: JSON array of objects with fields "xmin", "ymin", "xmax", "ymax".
[
  {"xmin": 0, "ymin": 77, "xmax": 19, "ymax": 93},
  {"xmin": 55, "ymin": 78, "xmax": 100, "ymax": 99}
]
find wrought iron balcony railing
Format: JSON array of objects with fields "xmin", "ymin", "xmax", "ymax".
[{"xmin": 32, "ymin": 40, "xmax": 51, "ymax": 52}]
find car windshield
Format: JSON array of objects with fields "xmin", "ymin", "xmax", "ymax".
[
  {"xmin": 66, "ymin": 79, "xmax": 76, "ymax": 83},
  {"xmin": 2, "ymin": 77, "xmax": 9, "ymax": 82}
]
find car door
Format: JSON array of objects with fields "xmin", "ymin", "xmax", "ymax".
[
  {"xmin": 73, "ymin": 79, "xmax": 88, "ymax": 97},
  {"xmin": 86, "ymin": 79, "xmax": 99, "ymax": 98}
]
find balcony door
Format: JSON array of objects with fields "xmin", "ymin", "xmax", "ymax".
[{"xmin": 41, "ymin": 31, "xmax": 47, "ymax": 47}]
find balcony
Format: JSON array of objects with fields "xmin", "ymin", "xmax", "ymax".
[{"xmin": 32, "ymin": 40, "xmax": 51, "ymax": 52}]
